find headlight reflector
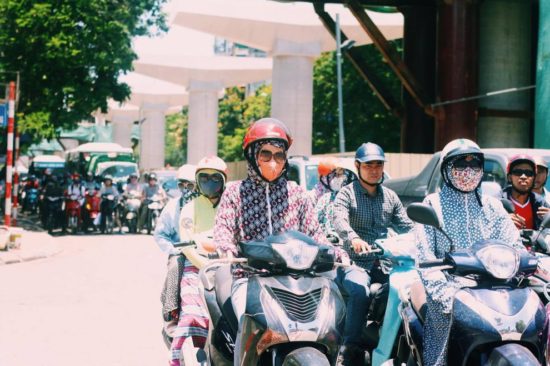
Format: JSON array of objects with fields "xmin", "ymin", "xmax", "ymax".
[
  {"xmin": 477, "ymin": 245, "xmax": 519, "ymax": 280},
  {"xmin": 272, "ymin": 240, "xmax": 319, "ymax": 270}
]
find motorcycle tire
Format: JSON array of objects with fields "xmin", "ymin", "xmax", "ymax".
[
  {"xmin": 282, "ymin": 347, "xmax": 330, "ymax": 366},
  {"xmin": 147, "ymin": 211, "xmax": 152, "ymax": 235},
  {"xmin": 47, "ymin": 216, "xmax": 54, "ymax": 234},
  {"xmin": 106, "ymin": 215, "xmax": 113, "ymax": 234},
  {"xmin": 485, "ymin": 344, "xmax": 539, "ymax": 365},
  {"xmin": 128, "ymin": 219, "xmax": 137, "ymax": 234}
]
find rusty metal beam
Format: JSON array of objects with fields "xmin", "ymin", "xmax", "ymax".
[
  {"xmin": 344, "ymin": 0, "xmax": 432, "ymax": 116},
  {"xmin": 313, "ymin": 2, "xmax": 403, "ymax": 119}
]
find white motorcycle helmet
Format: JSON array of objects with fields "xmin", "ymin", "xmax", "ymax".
[{"xmin": 177, "ymin": 164, "xmax": 197, "ymax": 183}]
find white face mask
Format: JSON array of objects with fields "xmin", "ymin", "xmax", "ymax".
[{"xmin": 329, "ymin": 176, "xmax": 346, "ymax": 191}]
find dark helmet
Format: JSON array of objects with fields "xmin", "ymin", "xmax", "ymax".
[
  {"xmin": 507, "ymin": 154, "xmax": 537, "ymax": 175},
  {"xmin": 148, "ymin": 172, "xmax": 158, "ymax": 181},
  {"xmin": 355, "ymin": 142, "xmax": 386, "ymax": 163}
]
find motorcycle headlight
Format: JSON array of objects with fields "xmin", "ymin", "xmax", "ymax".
[
  {"xmin": 476, "ymin": 245, "xmax": 519, "ymax": 280},
  {"xmin": 272, "ymin": 240, "xmax": 319, "ymax": 270}
]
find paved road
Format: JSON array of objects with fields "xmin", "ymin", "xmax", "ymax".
[{"xmin": 0, "ymin": 233, "xmax": 168, "ymax": 366}]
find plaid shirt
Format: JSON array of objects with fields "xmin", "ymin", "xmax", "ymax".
[{"xmin": 332, "ymin": 180, "xmax": 413, "ymax": 268}]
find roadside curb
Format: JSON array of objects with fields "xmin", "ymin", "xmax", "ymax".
[{"xmin": 0, "ymin": 231, "xmax": 62, "ymax": 265}]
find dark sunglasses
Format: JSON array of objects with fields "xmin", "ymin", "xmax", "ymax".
[
  {"xmin": 258, "ymin": 149, "xmax": 286, "ymax": 164},
  {"xmin": 511, "ymin": 169, "xmax": 535, "ymax": 177},
  {"xmin": 178, "ymin": 180, "xmax": 195, "ymax": 190},
  {"xmin": 453, "ymin": 158, "xmax": 482, "ymax": 171},
  {"xmin": 198, "ymin": 173, "xmax": 223, "ymax": 183}
]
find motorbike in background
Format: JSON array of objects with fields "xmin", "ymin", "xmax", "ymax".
[
  {"xmin": 83, "ymin": 189, "xmax": 101, "ymax": 232},
  {"xmin": 65, "ymin": 194, "xmax": 82, "ymax": 234},
  {"xmin": 22, "ymin": 187, "xmax": 39, "ymax": 214},
  {"xmin": 44, "ymin": 195, "xmax": 65, "ymax": 234},
  {"xmin": 100, "ymin": 194, "xmax": 117, "ymax": 234},
  {"xmin": 146, "ymin": 194, "xmax": 165, "ymax": 234},
  {"xmin": 120, "ymin": 190, "xmax": 141, "ymax": 234}
]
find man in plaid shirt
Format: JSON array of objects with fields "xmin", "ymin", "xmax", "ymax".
[{"xmin": 332, "ymin": 142, "xmax": 413, "ymax": 365}]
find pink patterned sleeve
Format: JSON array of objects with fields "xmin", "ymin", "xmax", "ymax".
[{"xmin": 214, "ymin": 183, "xmax": 240, "ymax": 256}]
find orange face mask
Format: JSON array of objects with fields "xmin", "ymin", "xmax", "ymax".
[{"xmin": 258, "ymin": 160, "xmax": 283, "ymax": 182}]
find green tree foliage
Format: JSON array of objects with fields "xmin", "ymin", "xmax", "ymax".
[
  {"xmin": 313, "ymin": 41, "xmax": 402, "ymax": 153},
  {"xmin": 217, "ymin": 84, "xmax": 271, "ymax": 162},
  {"xmin": 0, "ymin": 0, "xmax": 167, "ymax": 139},
  {"xmin": 165, "ymin": 108, "xmax": 187, "ymax": 167}
]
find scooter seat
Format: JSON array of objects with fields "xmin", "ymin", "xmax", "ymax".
[
  {"xmin": 215, "ymin": 264, "xmax": 239, "ymax": 332},
  {"xmin": 410, "ymin": 281, "xmax": 427, "ymax": 323}
]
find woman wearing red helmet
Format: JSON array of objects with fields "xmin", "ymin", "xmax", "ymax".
[{"xmin": 214, "ymin": 118, "xmax": 348, "ymax": 366}]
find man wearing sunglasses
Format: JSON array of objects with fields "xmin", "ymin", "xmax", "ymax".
[
  {"xmin": 154, "ymin": 157, "xmax": 227, "ymax": 366},
  {"xmin": 501, "ymin": 154, "xmax": 550, "ymax": 230}
]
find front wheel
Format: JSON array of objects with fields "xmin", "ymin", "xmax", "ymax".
[
  {"xmin": 282, "ymin": 347, "xmax": 330, "ymax": 366},
  {"xmin": 485, "ymin": 344, "xmax": 539, "ymax": 365}
]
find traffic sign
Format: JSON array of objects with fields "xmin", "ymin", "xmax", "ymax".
[{"xmin": 0, "ymin": 103, "xmax": 7, "ymax": 127}]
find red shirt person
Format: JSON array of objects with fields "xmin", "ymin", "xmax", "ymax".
[{"xmin": 501, "ymin": 154, "xmax": 550, "ymax": 230}]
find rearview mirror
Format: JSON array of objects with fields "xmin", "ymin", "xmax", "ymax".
[
  {"xmin": 407, "ymin": 203, "xmax": 441, "ymax": 229},
  {"xmin": 500, "ymin": 199, "xmax": 515, "ymax": 214},
  {"xmin": 540, "ymin": 212, "xmax": 550, "ymax": 230}
]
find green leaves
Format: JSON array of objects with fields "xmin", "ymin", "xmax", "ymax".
[
  {"xmin": 312, "ymin": 42, "xmax": 402, "ymax": 153},
  {"xmin": 0, "ymin": 0, "xmax": 167, "ymax": 140}
]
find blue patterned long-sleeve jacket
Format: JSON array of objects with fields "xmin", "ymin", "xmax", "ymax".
[{"xmin": 415, "ymin": 185, "xmax": 523, "ymax": 313}]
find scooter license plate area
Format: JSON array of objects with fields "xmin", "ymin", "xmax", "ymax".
[{"xmin": 126, "ymin": 212, "xmax": 136, "ymax": 220}]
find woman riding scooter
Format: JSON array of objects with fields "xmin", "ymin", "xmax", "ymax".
[
  {"xmin": 155, "ymin": 157, "xmax": 227, "ymax": 366},
  {"xmin": 214, "ymin": 117, "xmax": 348, "ymax": 366},
  {"xmin": 414, "ymin": 138, "xmax": 523, "ymax": 365}
]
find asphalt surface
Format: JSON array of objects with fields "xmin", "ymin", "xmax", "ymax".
[{"xmin": 0, "ymin": 229, "xmax": 169, "ymax": 365}]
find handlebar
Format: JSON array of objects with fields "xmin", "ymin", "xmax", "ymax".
[{"xmin": 418, "ymin": 259, "xmax": 446, "ymax": 268}]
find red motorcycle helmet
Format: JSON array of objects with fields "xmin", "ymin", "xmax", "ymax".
[
  {"xmin": 242, "ymin": 118, "xmax": 293, "ymax": 152},
  {"xmin": 506, "ymin": 154, "xmax": 537, "ymax": 175}
]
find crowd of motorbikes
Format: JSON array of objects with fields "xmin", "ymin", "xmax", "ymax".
[
  {"xmin": 169, "ymin": 201, "xmax": 550, "ymax": 366},
  {"xmin": 20, "ymin": 178, "xmax": 166, "ymax": 235}
]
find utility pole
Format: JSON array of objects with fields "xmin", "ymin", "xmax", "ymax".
[{"xmin": 335, "ymin": 14, "xmax": 346, "ymax": 153}]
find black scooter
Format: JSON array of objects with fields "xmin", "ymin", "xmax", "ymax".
[
  {"xmin": 398, "ymin": 203, "xmax": 547, "ymax": 366},
  {"xmin": 198, "ymin": 231, "xmax": 347, "ymax": 366}
]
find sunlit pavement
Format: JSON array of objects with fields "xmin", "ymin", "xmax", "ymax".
[{"xmin": 0, "ymin": 232, "xmax": 169, "ymax": 366}]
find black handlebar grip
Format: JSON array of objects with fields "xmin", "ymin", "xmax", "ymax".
[{"xmin": 418, "ymin": 259, "xmax": 446, "ymax": 268}]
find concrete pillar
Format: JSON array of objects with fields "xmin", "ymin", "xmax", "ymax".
[
  {"xmin": 187, "ymin": 80, "xmax": 222, "ymax": 164},
  {"xmin": 95, "ymin": 114, "xmax": 106, "ymax": 127},
  {"xmin": 140, "ymin": 103, "xmax": 167, "ymax": 170},
  {"xmin": 436, "ymin": 0, "xmax": 479, "ymax": 150},
  {"xmin": 271, "ymin": 39, "xmax": 320, "ymax": 156},
  {"xmin": 401, "ymin": 6, "xmax": 436, "ymax": 153},
  {"xmin": 111, "ymin": 114, "xmax": 136, "ymax": 148},
  {"xmin": 535, "ymin": 0, "xmax": 550, "ymax": 149},
  {"xmin": 478, "ymin": 0, "xmax": 532, "ymax": 148}
]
